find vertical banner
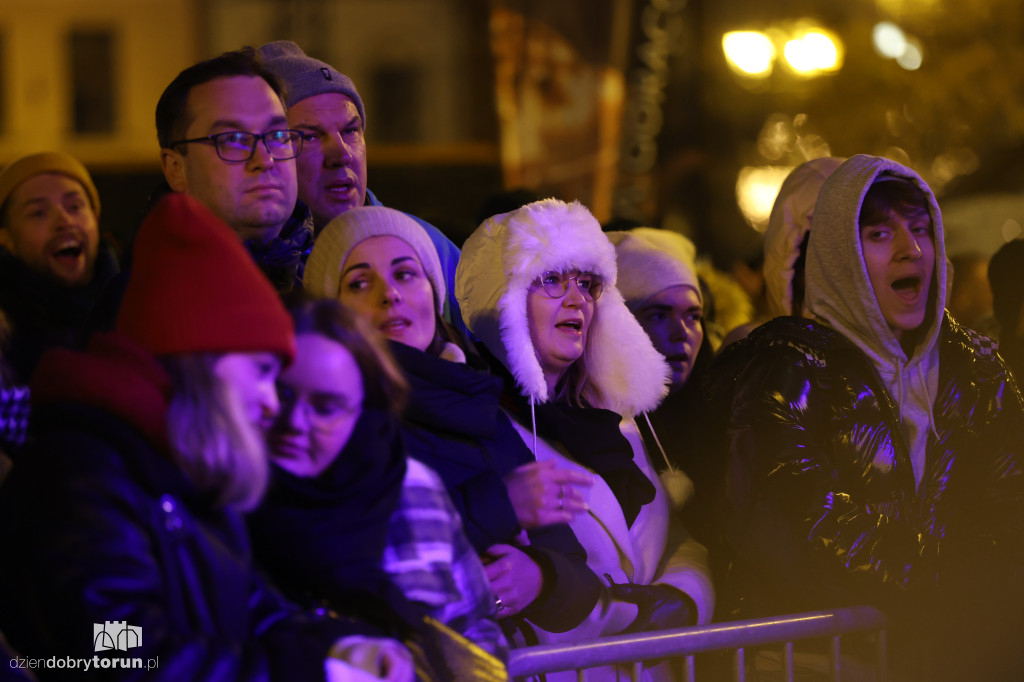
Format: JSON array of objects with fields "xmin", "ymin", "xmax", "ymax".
[{"xmin": 489, "ymin": 1, "xmax": 631, "ymax": 223}]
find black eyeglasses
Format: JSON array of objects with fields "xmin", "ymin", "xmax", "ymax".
[
  {"xmin": 169, "ymin": 129, "xmax": 304, "ymax": 162},
  {"xmin": 535, "ymin": 270, "xmax": 604, "ymax": 301}
]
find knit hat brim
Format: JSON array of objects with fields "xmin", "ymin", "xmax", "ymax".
[
  {"xmin": 0, "ymin": 152, "xmax": 101, "ymax": 219},
  {"xmin": 116, "ymin": 193, "xmax": 294, "ymax": 362},
  {"xmin": 304, "ymin": 206, "xmax": 446, "ymax": 312}
]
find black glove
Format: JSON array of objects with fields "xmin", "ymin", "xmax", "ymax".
[{"xmin": 609, "ymin": 581, "xmax": 698, "ymax": 634}]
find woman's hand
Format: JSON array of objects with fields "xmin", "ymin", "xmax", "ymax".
[
  {"xmin": 483, "ymin": 543, "xmax": 543, "ymax": 618},
  {"xmin": 503, "ymin": 460, "xmax": 594, "ymax": 528}
]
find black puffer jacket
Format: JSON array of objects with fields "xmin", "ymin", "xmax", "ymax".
[
  {"xmin": 707, "ymin": 315, "xmax": 1024, "ymax": 676},
  {"xmin": 0, "ymin": 334, "xmax": 370, "ymax": 681}
]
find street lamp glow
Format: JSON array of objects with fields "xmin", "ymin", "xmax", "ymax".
[
  {"xmin": 723, "ymin": 31, "xmax": 775, "ymax": 76},
  {"xmin": 784, "ymin": 31, "xmax": 840, "ymax": 73},
  {"xmin": 872, "ymin": 22, "xmax": 907, "ymax": 59},
  {"xmin": 897, "ymin": 40, "xmax": 923, "ymax": 70},
  {"xmin": 736, "ymin": 165, "xmax": 794, "ymax": 230}
]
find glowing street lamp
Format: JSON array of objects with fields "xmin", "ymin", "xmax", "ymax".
[{"xmin": 723, "ymin": 31, "xmax": 776, "ymax": 77}]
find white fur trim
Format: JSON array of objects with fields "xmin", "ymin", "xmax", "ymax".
[{"xmin": 455, "ymin": 199, "xmax": 669, "ymax": 416}]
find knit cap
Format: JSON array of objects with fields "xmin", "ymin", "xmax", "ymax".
[
  {"xmin": 257, "ymin": 40, "xmax": 366, "ymax": 126},
  {"xmin": 988, "ymin": 238, "xmax": 1024, "ymax": 333},
  {"xmin": 607, "ymin": 228, "xmax": 701, "ymax": 311},
  {"xmin": 304, "ymin": 206, "xmax": 445, "ymax": 311},
  {"xmin": 0, "ymin": 152, "xmax": 101, "ymax": 218},
  {"xmin": 116, "ymin": 193, "xmax": 294, "ymax": 362}
]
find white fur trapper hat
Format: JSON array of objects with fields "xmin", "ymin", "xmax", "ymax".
[{"xmin": 455, "ymin": 199, "xmax": 669, "ymax": 417}]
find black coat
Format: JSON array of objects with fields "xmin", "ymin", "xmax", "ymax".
[
  {"xmin": 0, "ymin": 401, "xmax": 368, "ymax": 681},
  {"xmin": 0, "ymin": 243, "xmax": 118, "ymax": 384},
  {"xmin": 706, "ymin": 315, "xmax": 1024, "ymax": 679},
  {"xmin": 390, "ymin": 342, "xmax": 603, "ymax": 634}
]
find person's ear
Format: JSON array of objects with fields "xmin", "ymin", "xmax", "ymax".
[
  {"xmin": 160, "ymin": 148, "xmax": 188, "ymax": 192},
  {"xmin": 0, "ymin": 228, "xmax": 14, "ymax": 253}
]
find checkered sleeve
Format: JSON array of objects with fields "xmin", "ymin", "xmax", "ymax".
[{"xmin": 382, "ymin": 458, "xmax": 509, "ymax": 661}]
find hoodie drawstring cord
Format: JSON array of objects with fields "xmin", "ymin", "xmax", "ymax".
[
  {"xmin": 530, "ymin": 395, "xmax": 538, "ymax": 455},
  {"xmin": 641, "ymin": 412, "xmax": 673, "ymax": 472}
]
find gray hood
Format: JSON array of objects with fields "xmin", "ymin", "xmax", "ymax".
[
  {"xmin": 805, "ymin": 154, "xmax": 947, "ymax": 487},
  {"xmin": 763, "ymin": 156, "xmax": 845, "ymax": 317}
]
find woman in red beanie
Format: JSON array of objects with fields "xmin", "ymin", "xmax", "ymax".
[{"xmin": 0, "ymin": 194, "xmax": 413, "ymax": 681}]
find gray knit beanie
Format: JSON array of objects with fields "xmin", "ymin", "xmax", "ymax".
[
  {"xmin": 304, "ymin": 206, "xmax": 445, "ymax": 311},
  {"xmin": 607, "ymin": 228, "xmax": 701, "ymax": 312},
  {"xmin": 257, "ymin": 40, "xmax": 366, "ymax": 126}
]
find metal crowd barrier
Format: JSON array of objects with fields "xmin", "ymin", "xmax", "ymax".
[{"xmin": 508, "ymin": 606, "xmax": 888, "ymax": 682}]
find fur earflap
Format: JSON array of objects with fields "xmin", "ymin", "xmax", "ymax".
[{"xmin": 456, "ymin": 199, "xmax": 669, "ymax": 416}]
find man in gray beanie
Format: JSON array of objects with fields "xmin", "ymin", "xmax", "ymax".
[{"xmin": 257, "ymin": 41, "xmax": 464, "ymax": 329}]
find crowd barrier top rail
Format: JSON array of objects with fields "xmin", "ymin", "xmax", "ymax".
[{"xmin": 508, "ymin": 605, "xmax": 887, "ymax": 680}]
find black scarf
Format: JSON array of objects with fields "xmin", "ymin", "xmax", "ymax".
[
  {"xmin": 244, "ymin": 206, "xmax": 314, "ymax": 293},
  {"xmin": 0, "ymin": 243, "xmax": 119, "ymax": 383},
  {"xmin": 249, "ymin": 408, "xmax": 406, "ymax": 601},
  {"xmin": 530, "ymin": 401, "xmax": 655, "ymax": 527}
]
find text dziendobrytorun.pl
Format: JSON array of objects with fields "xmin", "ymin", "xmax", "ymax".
[{"xmin": 10, "ymin": 656, "xmax": 159, "ymax": 671}]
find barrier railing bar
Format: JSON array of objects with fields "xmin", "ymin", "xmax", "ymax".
[
  {"xmin": 784, "ymin": 640, "xmax": 794, "ymax": 682},
  {"xmin": 508, "ymin": 606, "xmax": 886, "ymax": 677},
  {"xmin": 829, "ymin": 634, "xmax": 841, "ymax": 682},
  {"xmin": 735, "ymin": 647, "xmax": 746, "ymax": 682},
  {"xmin": 682, "ymin": 653, "xmax": 695, "ymax": 682}
]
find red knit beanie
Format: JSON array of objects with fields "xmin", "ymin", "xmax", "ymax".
[{"xmin": 116, "ymin": 193, "xmax": 295, "ymax": 362}]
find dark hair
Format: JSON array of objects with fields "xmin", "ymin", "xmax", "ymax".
[
  {"xmin": 286, "ymin": 295, "xmax": 408, "ymax": 415},
  {"xmin": 859, "ymin": 176, "xmax": 930, "ymax": 227},
  {"xmin": 155, "ymin": 46, "xmax": 286, "ymax": 149},
  {"xmin": 989, "ymin": 238, "xmax": 1024, "ymax": 334}
]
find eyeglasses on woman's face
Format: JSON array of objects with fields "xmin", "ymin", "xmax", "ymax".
[{"xmin": 534, "ymin": 270, "xmax": 604, "ymax": 301}]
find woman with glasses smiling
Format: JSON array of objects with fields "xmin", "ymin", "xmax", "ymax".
[
  {"xmin": 303, "ymin": 206, "xmax": 606, "ymax": 646},
  {"xmin": 456, "ymin": 199, "xmax": 715, "ymax": 680},
  {"xmin": 248, "ymin": 297, "xmax": 508, "ymax": 679}
]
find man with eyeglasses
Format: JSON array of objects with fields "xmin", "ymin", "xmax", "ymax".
[
  {"xmin": 155, "ymin": 47, "xmax": 311, "ymax": 292},
  {"xmin": 256, "ymin": 40, "xmax": 465, "ymax": 329}
]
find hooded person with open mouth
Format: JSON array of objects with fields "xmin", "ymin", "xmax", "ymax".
[{"xmin": 706, "ymin": 154, "xmax": 1024, "ymax": 680}]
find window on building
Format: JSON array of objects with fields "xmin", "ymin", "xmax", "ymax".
[
  {"xmin": 69, "ymin": 29, "xmax": 116, "ymax": 134},
  {"xmin": 371, "ymin": 65, "xmax": 421, "ymax": 143}
]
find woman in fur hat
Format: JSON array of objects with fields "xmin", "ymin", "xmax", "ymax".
[
  {"xmin": 304, "ymin": 206, "xmax": 605, "ymax": 641},
  {"xmin": 0, "ymin": 194, "xmax": 412, "ymax": 682},
  {"xmin": 455, "ymin": 199, "xmax": 715, "ymax": 679}
]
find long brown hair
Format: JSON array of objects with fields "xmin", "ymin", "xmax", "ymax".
[
  {"xmin": 162, "ymin": 354, "xmax": 269, "ymax": 511},
  {"xmin": 287, "ymin": 295, "xmax": 409, "ymax": 415}
]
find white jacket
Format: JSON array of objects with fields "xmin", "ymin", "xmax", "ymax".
[{"xmin": 456, "ymin": 199, "xmax": 714, "ymax": 680}]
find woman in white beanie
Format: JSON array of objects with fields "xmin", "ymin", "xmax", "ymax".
[
  {"xmin": 305, "ymin": 206, "xmax": 605, "ymax": 641},
  {"xmin": 456, "ymin": 199, "xmax": 715, "ymax": 680},
  {"xmin": 608, "ymin": 228, "xmax": 724, "ymax": 583}
]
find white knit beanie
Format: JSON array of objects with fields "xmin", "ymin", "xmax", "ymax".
[
  {"xmin": 607, "ymin": 228, "xmax": 701, "ymax": 312},
  {"xmin": 304, "ymin": 206, "xmax": 445, "ymax": 311}
]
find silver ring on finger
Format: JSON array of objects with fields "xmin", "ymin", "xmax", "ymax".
[{"xmin": 495, "ymin": 596, "xmax": 505, "ymax": 611}]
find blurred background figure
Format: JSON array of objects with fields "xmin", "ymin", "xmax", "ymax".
[
  {"xmin": 0, "ymin": 152, "xmax": 119, "ymax": 384},
  {"xmin": 763, "ymin": 157, "xmax": 846, "ymax": 319},
  {"xmin": 988, "ymin": 238, "xmax": 1024, "ymax": 381},
  {"xmin": 947, "ymin": 251, "xmax": 996, "ymax": 336}
]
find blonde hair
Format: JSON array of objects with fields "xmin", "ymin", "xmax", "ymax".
[{"xmin": 162, "ymin": 354, "xmax": 268, "ymax": 511}]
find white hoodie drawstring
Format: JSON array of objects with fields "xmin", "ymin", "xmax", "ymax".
[
  {"xmin": 642, "ymin": 412, "xmax": 672, "ymax": 471},
  {"xmin": 530, "ymin": 395, "xmax": 537, "ymax": 455}
]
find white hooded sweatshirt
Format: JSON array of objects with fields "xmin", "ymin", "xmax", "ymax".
[{"xmin": 805, "ymin": 155, "xmax": 948, "ymax": 489}]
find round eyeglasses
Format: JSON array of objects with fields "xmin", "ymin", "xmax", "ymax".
[
  {"xmin": 276, "ymin": 383, "xmax": 359, "ymax": 431},
  {"xmin": 169, "ymin": 129, "xmax": 304, "ymax": 163},
  {"xmin": 535, "ymin": 270, "xmax": 604, "ymax": 301}
]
